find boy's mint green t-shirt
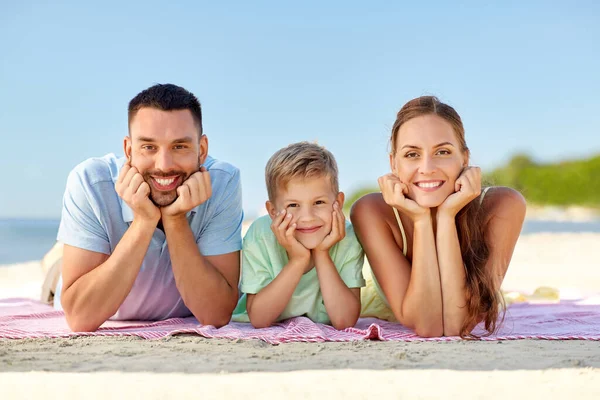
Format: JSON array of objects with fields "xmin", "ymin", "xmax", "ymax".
[{"xmin": 232, "ymin": 215, "xmax": 366, "ymax": 325}]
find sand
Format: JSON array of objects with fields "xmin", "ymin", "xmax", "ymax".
[{"xmin": 1, "ymin": 231, "xmax": 599, "ymax": 399}]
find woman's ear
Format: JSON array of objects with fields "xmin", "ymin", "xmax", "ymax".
[
  {"xmin": 389, "ymin": 152, "xmax": 399, "ymax": 175},
  {"xmin": 463, "ymin": 149, "xmax": 470, "ymax": 167}
]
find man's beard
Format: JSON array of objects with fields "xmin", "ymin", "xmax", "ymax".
[{"xmin": 135, "ymin": 161, "xmax": 202, "ymax": 207}]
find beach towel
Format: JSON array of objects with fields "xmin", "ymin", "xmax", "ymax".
[{"xmin": 1, "ymin": 297, "xmax": 599, "ymax": 342}]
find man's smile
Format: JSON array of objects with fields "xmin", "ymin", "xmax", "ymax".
[{"xmin": 150, "ymin": 176, "xmax": 182, "ymax": 191}]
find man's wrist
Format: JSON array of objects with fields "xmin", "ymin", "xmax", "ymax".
[{"xmin": 161, "ymin": 213, "xmax": 188, "ymax": 227}]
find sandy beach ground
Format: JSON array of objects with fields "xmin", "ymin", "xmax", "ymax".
[{"xmin": 1, "ymin": 229, "xmax": 599, "ymax": 399}]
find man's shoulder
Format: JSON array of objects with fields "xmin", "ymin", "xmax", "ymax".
[
  {"xmin": 205, "ymin": 156, "xmax": 240, "ymax": 179},
  {"xmin": 68, "ymin": 153, "xmax": 123, "ymax": 187}
]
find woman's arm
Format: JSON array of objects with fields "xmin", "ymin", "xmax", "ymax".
[
  {"xmin": 435, "ymin": 213, "xmax": 468, "ymax": 336},
  {"xmin": 482, "ymin": 188, "xmax": 527, "ymax": 291},
  {"xmin": 351, "ymin": 193, "xmax": 443, "ymax": 337},
  {"xmin": 436, "ymin": 186, "xmax": 526, "ymax": 335}
]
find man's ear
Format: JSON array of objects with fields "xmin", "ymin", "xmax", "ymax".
[
  {"xmin": 198, "ymin": 134, "xmax": 209, "ymax": 165},
  {"xmin": 336, "ymin": 192, "xmax": 345, "ymax": 209},
  {"xmin": 124, "ymin": 136, "xmax": 132, "ymax": 162},
  {"xmin": 265, "ymin": 201, "xmax": 277, "ymax": 218}
]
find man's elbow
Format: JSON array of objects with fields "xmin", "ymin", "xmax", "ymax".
[{"xmin": 64, "ymin": 312, "xmax": 101, "ymax": 332}]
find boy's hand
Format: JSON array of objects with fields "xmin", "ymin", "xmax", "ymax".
[
  {"xmin": 438, "ymin": 166, "xmax": 481, "ymax": 218},
  {"xmin": 116, "ymin": 162, "xmax": 160, "ymax": 224},
  {"xmin": 161, "ymin": 167, "xmax": 212, "ymax": 219},
  {"xmin": 313, "ymin": 202, "xmax": 346, "ymax": 254},
  {"xmin": 271, "ymin": 209, "xmax": 311, "ymax": 264},
  {"xmin": 378, "ymin": 173, "xmax": 430, "ymax": 223}
]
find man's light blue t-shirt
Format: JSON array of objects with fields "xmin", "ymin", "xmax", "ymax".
[{"xmin": 54, "ymin": 153, "xmax": 243, "ymax": 321}]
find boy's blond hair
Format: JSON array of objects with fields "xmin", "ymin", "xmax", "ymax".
[{"xmin": 265, "ymin": 141, "xmax": 339, "ymax": 202}]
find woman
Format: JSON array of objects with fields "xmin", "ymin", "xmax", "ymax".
[{"xmin": 351, "ymin": 96, "xmax": 526, "ymax": 338}]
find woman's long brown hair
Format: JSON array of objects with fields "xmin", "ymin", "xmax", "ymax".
[{"xmin": 390, "ymin": 96, "xmax": 504, "ymax": 338}]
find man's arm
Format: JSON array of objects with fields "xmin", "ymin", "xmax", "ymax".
[
  {"xmin": 162, "ymin": 216, "xmax": 240, "ymax": 327},
  {"xmin": 61, "ymin": 218, "xmax": 156, "ymax": 332},
  {"xmin": 160, "ymin": 166, "xmax": 243, "ymax": 327},
  {"xmin": 60, "ymin": 160, "xmax": 160, "ymax": 332}
]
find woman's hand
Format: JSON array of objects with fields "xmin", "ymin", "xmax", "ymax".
[
  {"xmin": 378, "ymin": 173, "xmax": 430, "ymax": 222},
  {"xmin": 438, "ymin": 166, "xmax": 482, "ymax": 218}
]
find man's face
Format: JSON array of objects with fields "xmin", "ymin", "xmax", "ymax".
[{"xmin": 125, "ymin": 108, "xmax": 207, "ymax": 207}]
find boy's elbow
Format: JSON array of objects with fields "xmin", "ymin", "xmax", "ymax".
[
  {"xmin": 249, "ymin": 316, "xmax": 274, "ymax": 329},
  {"xmin": 331, "ymin": 318, "xmax": 358, "ymax": 331}
]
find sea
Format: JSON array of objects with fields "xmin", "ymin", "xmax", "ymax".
[{"xmin": 1, "ymin": 218, "xmax": 600, "ymax": 265}]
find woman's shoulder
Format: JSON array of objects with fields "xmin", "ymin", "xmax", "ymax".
[
  {"xmin": 481, "ymin": 186, "xmax": 527, "ymax": 222},
  {"xmin": 349, "ymin": 192, "xmax": 398, "ymax": 232},
  {"xmin": 350, "ymin": 192, "xmax": 388, "ymax": 217}
]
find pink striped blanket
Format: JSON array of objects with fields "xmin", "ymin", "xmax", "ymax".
[{"xmin": 1, "ymin": 298, "xmax": 598, "ymax": 342}]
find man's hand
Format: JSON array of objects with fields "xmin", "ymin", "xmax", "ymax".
[
  {"xmin": 438, "ymin": 166, "xmax": 482, "ymax": 218},
  {"xmin": 271, "ymin": 209, "xmax": 311, "ymax": 265},
  {"xmin": 115, "ymin": 162, "xmax": 160, "ymax": 223},
  {"xmin": 313, "ymin": 201, "xmax": 346, "ymax": 254},
  {"xmin": 161, "ymin": 167, "xmax": 212, "ymax": 219},
  {"xmin": 378, "ymin": 173, "xmax": 430, "ymax": 223}
]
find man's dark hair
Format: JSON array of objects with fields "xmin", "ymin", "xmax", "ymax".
[{"xmin": 128, "ymin": 83, "xmax": 203, "ymax": 136}]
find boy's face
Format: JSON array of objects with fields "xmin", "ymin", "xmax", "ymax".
[{"xmin": 267, "ymin": 176, "xmax": 344, "ymax": 250}]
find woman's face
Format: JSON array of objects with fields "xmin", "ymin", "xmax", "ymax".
[{"xmin": 391, "ymin": 114, "xmax": 467, "ymax": 208}]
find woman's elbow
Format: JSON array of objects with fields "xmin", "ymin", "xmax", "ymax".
[
  {"xmin": 396, "ymin": 307, "xmax": 443, "ymax": 337},
  {"xmin": 414, "ymin": 322, "xmax": 444, "ymax": 338}
]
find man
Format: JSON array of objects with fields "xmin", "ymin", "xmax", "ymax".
[{"xmin": 53, "ymin": 83, "xmax": 243, "ymax": 332}]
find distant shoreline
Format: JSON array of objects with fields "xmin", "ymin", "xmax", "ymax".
[
  {"xmin": 1, "ymin": 205, "xmax": 600, "ymax": 224},
  {"xmin": 525, "ymin": 205, "xmax": 600, "ymax": 222}
]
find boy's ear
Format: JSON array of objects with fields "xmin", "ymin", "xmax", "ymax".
[
  {"xmin": 265, "ymin": 201, "xmax": 277, "ymax": 218},
  {"xmin": 336, "ymin": 192, "xmax": 345, "ymax": 209}
]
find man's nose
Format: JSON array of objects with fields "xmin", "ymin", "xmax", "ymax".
[{"xmin": 155, "ymin": 149, "xmax": 174, "ymax": 171}]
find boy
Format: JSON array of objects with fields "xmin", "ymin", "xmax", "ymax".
[{"xmin": 232, "ymin": 142, "xmax": 365, "ymax": 330}]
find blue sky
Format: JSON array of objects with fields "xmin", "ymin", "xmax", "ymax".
[{"xmin": 1, "ymin": 1, "xmax": 599, "ymax": 219}]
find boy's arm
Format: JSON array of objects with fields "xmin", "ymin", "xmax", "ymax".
[
  {"xmin": 313, "ymin": 251, "xmax": 361, "ymax": 330},
  {"xmin": 245, "ymin": 209, "xmax": 311, "ymax": 328},
  {"xmin": 246, "ymin": 258, "xmax": 308, "ymax": 328},
  {"xmin": 313, "ymin": 202, "xmax": 363, "ymax": 330}
]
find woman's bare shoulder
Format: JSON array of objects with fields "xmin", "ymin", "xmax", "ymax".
[
  {"xmin": 350, "ymin": 192, "xmax": 389, "ymax": 219},
  {"xmin": 482, "ymin": 186, "xmax": 527, "ymax": 222}
]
